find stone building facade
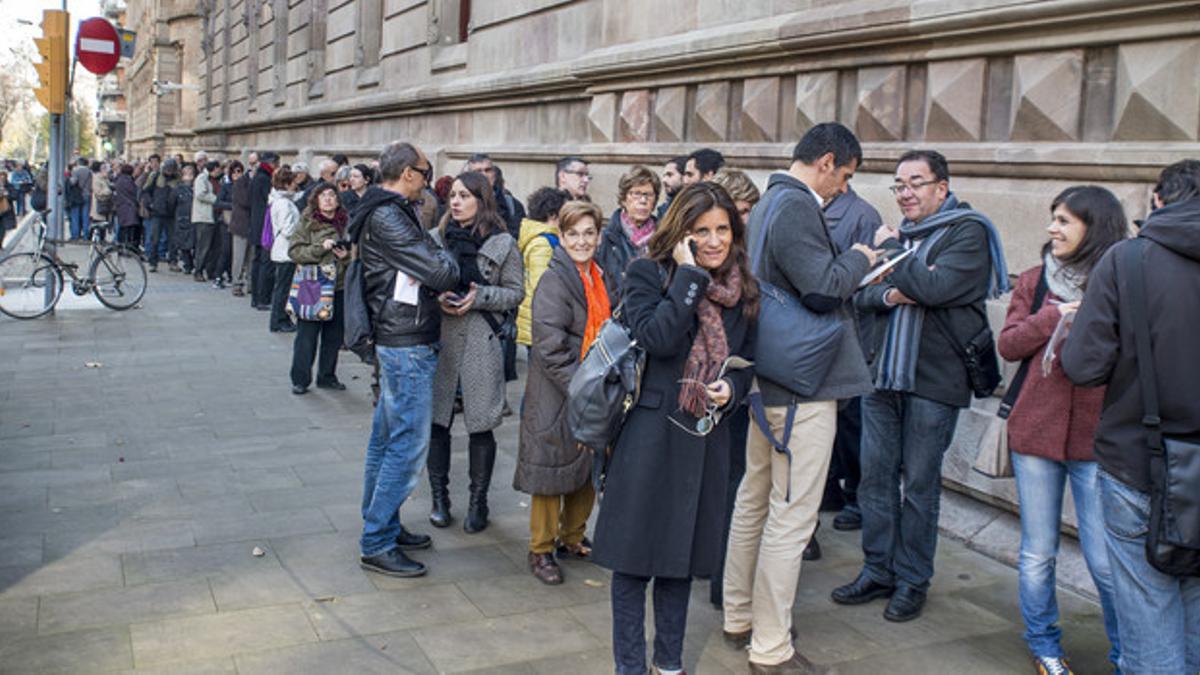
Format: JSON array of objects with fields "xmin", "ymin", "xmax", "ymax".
[
  {"xmin": 179, "ymin": 0, "xmax": 1199, "ymax": 519},
  {"xmin": 123, "ymin": 0, "xmax": 205, "ymax": 157}
]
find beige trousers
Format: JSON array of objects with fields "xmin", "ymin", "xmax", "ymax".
[{"xmin": 723, "ymin": 399, "xmax": 837, "ymax": 666}]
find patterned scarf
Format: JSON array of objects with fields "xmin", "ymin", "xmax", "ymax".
[
  {"xmin": 314, "ymin": 207, "xmax": 348, "ymax": 238},
  {"xmin": 579, "ymin": 260, "xmax": 611, "ymax": 358},
  {"xmin": 679, "ymin": 265, "xmax": 743, "ymax": 418},
  {"xmin": 620, "ymin": 209, "xmax": 656, "ymax": 253},
  {"xmin": 1042, "ymin": 250, "xmax": 1086, "ymax": 303}
]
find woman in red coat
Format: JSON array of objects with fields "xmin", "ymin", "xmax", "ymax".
[{"xmin": 997, "ymin": 185, "xmax": 1127, "ymax": 675}]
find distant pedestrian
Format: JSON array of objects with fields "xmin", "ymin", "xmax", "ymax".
[
  {"xmin": 146, "ymin": 158, "xmax": 181, "ymax": 273},
  {"xmin": 267, "ymin": 166, "xmax": 299, "ymax": 333},
  {"xmin": 112, "ymin": 163, "xmax": 141, "ymax": 247},
  {"xmin": 340, "ymin": 164, "xmax": 371, "ymax": 217},
  {"xmin": 555, "ymin": 157, "xmax": 590, "ymax": 200},
  {"xmin": 515, "ymin": 187, "xmax": 571, "ymax": 349},
  {"xmin": 171, "ymin": 163, "xmax": 197, "ymax": 274},
  {"xmin": 192, "ymin": 161, "xmax": 221, "ymax": 282},
  {"xmin": 656, "ymin": 155, "xmax": 687, "ymax": 221},
  {"xmin": 682, "ymin": 148, "xmax": 725, "ymax": 186},
  {"xmin": 595, "ymin": 165, "xmax": 660, "ymax": 297},
  {"xmin": 227, "ymin": 161, "xmax": 252, "ymax": 296},
  {"xmin": 68, "ymin": 157, "xmax": 93, "ymax": 240},
  {"xmin": 249, "ymin": 152, "xmax": 277, "ymax": 310},
  {"xmin": 288, "ymin": 183, "xmax": 349, "ymax": 393}
]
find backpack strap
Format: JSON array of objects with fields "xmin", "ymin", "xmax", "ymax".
[
  {"xmin": 1121, "ymin": 238, "xmax": 1163, "ymax": 454},
  {"xmin": 540, "ymin": 232, "xmax": 560, "ymax": 248},
  {"xmin": 997, "ymin": 269, "xmax": 1049, "ymax": 418},
  {"xmin": 746, "ymin": 392, "xmax": 798, "ymax": 502}
]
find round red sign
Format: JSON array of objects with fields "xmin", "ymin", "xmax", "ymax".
[{"xmin": 76, "ymin": 17, "xmax": 121, "ymax": 75}]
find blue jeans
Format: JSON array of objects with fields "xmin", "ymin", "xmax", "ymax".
[
  {"xmin": 859, "ymin": 390, "xmax": 959, "ymax": 591},
  {"xmin": 611, "ymin": 572, "xmax": 690, "ymax": 674},
  {"xmin": 359, "ymin": 344, "xmax": 439, "ymax": 557},
  {"xmin": 68, "ymin": 203, "xmax": 89, "ymax": 240},
  {"xmin": 143, "ymin": 217, "xmax": 170, "ymax": 261},
  {"xmin": 1013, "ymin": 454, "xmax": 1120, "ymax": 665},
  {"xmin": 1099, "ymin": 470, "xmax": 1200, "ymax": 674}
]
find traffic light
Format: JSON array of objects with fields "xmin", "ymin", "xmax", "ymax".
[{"xmin": 34, "ymin": 9, "xmax": 69, "ymax": 115}]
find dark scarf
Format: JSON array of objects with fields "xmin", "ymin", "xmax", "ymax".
[
  {"xmin": 679, "ymin": 264, "xmax": 743, "ymax": 418},
  {"xmin": 314, "ymin": 208, "xmax": 348, "ymax": 238},
  {"xmin": 444, "ymin": 221, "xmax": 490, "ymax": 293}
]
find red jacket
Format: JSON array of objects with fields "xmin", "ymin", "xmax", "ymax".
[{"xmin": 998, "ymin": 266, "xmax": 1105, "ymax": 462}]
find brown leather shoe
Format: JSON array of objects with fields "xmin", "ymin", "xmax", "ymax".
[
  {"xmin": 748, "ymin": 651, "xmax": 817, "ymax": 674},
  {"xmin": 724, "ymin": 627, "xmax": 798, "ymax": 651},
  {"xmin": 528, "ymin": 551, "xmax": 563, "ymax": 585}
]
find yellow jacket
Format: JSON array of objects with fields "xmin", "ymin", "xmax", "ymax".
[{"xmin": 516, "ymin": 217, "xmax": 559, "ymax": 346}]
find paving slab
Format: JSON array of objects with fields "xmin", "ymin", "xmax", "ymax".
[
  {"xmin": 0, "ymin": 625, "xmax": 133, "ymax": 673},
  {"xmin": 129, "ymin": 603, "xmax": 319, "ymax": 667},
  {"xmin": 303, "ymin": 583, "xmax": 484, "ymax": 640},
  {"xmin": 234, "ymin": 630, "xmax": 436, "ymax": 674},
  {"xmin": 37, "ymin": 577, "xmax": 216, "ymax": 635},
  {"xmin": 410, "ymin": 607, "xmax": 602, "ymax": 673}
]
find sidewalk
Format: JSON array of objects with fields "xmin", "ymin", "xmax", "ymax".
[{"xmin": 0, "ymin": 271, "xmax": 1110, "ymax": 673}]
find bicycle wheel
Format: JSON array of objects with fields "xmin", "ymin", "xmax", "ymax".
[
  {"xmin": 90, "ymin": 245, "xmax": 148, "ymax": 310},
  {"xmin": 0, "ymin": 251, "xmax": 63, "ymax": 319}
]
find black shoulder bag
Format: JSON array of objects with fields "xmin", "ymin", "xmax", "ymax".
[
  {"xmin": 1122, "ymin": 239, "xmax": 1200, "ymax": 577},
  {"xmin": 928, "ymin": 304, "xmax": 1002, "ymax": 399},
  {"xmin": 997, "ymin": 270, "xmax": 1049, "ymax": 419}
]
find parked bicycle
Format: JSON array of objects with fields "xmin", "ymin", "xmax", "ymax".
[{"xmin": 0, "ymin": 211, "xmax": 148, "ymax": 319}]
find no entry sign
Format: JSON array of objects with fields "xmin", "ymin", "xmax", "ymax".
[{"xmin": 76, "ymin": 17, "xmax": 120, "ymax": 75}]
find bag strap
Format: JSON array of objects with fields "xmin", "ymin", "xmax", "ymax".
[
  {"xmin": 998, "ymin": 269, "xmax": 1049, "ymax": 418},
  {"xmin": 748, "ymin": 187, "xmax": 789, "ymax": 277},
  {"xmin": 746, "ymin": 392, "xmax": 797, "ymax": 502},
  {"xmin": 1121, "ymin": 238, "xmax": 1164, "ymax": 454}
]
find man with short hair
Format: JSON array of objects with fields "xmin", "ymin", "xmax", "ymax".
[
  {"xmin": 683, "ymin": 148, "xmax": 725, "ymax": 186},
  {"xmin": 834, "ymin": 150, "xmax": 1010, "ymax": 623},
  {"xmin": 555, "ymin": 156, "xmax": 590, "ymax": 200},
  {"xmin": 656, "ymin": 155, "xmax": 687, "ymax": 220},
  {"xmin": 69, "ymin": 157, "xmax": 94, "ymax": 239},
  {"xmin": 723, "ymin": 123, "xmax": 879, "ymax": 674},
  {"xmin": 353, "ymin": 141, "xmax": 459, "ymax": 578},
  {"xmin": 1062, "ymin": 159, "xmax": 1200, "ymax": 674},
  {"xmin": 249, "ymin": 151, "xmax": 277, "ymax": 311}
]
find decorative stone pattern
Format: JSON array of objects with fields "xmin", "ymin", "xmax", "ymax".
[
  {"xmin": 692, "ymin": 81, "xmax": 730, "ymax": 143},
  {"xmin": 587, "ymin": 92, "xmax": 617, "ymax": 143},
  {"xmin": 924, "ymin": 59, "xmax": 986, "ymax": 142},
  {"xmin": 855, "ymin": 66, "xmax": 906, "ymax": 141},
  {"xmin": 1009, "ymin": 50, "xmax": 1084, "ymax": 142},
  {"xmin": 739, "ymin": 77, "xmax": 780, "ymax": 143},
  {"xmin": 1112, "ymin": 38, "xmax": 1200, "ymax": 141},
  {"xmin": 794, "ymin": 71, "xmax": 838, "ymax": 135},
  {"xmin": 618, "ymin": 90, "xmax": 651, "ymax": 143},
  {"xmin": 652, "ymin": 86, "xmax": 687, "ymax": 143}
]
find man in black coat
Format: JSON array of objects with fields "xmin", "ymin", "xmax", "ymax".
[
  {"xmin": 834, "ymin": 149, "xmax": 1009, "ymax": 623},
  {"xmin": 1061, "ymin": 160, "xmax": 1200, "ymax": 673},
  {"xmin": 248, "ymin": 151, "xmax": 277, "ymax": 309}
]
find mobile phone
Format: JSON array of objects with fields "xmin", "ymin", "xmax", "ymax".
[
  {"xmin": 444, "ymin": 293, "xmax": 466, "ymax": 306},
  {"xmin": 688, "ymin": 239, "xmax": 699, "ymax": 258}
]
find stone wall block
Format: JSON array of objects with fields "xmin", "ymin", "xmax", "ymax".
[
  {"xmin": 739, "ymin": 77, "xmax": 780, "ymax": 143},
  {"xmin": 653, "ymin": 85, "xmax": 687, "ymax": 143},
  {"xmin": 855, "ymin": 66, "xmax": 906, "ymax": 141},
  {"xmin": 618, "ymin": 89, "xmax": 651, "ymax": 143},
  {"xmin": 1112, "ymin": 39, "xmax": 1200, "ymax": 141},
  {"xmin": 925, "ymin": 58, "xmax": 985, "ymax": 142},
  {"xmin": 692, "ymin": 81, "xmax": 730, "ymax": 143},
  {"xmin": 587, "ymin": 92, "xmax": 617, "ymax": 143},
  {"xmin": 795, "ymin": 71, "xmax": 837, "ymax": 133},
  {"xmin": 1010, "ymin": 50, "xmax": 1084, "ymax": 142}
]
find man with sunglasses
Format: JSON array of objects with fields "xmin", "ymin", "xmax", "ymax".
[
  {"xmin": 833, "ymin": 150, "xmax": 1010, "ymax": 622},
  {"xmin": 353, "ymin": 141, "xmax": 460, "ymax": 579}
]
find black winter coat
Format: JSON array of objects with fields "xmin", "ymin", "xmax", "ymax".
[
  {"xmin": 229, "ymin": 173, "xmax": 251, "ymax": 238},
  {"xmin": 149, "ymin": 175, "xmax": 178, "ymax": 219},
  {"xmin": 594, "ymin": 208, "xmax": 648, "ymax": 301},
  {"xmin": 248, "ymin": 167, "xmax": 272, "ymax": 243},
  {"xmin": 1062, "ymin": 197, "xmax": 1200, "ymax": 493},
  {"xmin": 173, "ymin": 184, "xmax": 194, "ymax": 248},
  {"xmin": 112, "ymin": 174, "xmax": 140, "ymax": 227},
  {"xmin": 591, "ymin": 258, "xmax": 755, "ymax": 579}
]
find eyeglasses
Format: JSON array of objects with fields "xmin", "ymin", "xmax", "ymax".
[
  {"xmin": 627, "ymin": 190, "xmax": 656, "ymax": 203},
  {"xmin": 563, "ymin": 170, "xmax": 591, "ymax": 180},
  {"xmin": 410, "ymin": 164, "xmax": 433, "ymax": 183},
  {"xmin": 889, "ymin": 179, "xmax": 939, "ymax": 195}
]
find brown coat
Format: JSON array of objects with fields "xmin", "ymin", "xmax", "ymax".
[
  {"xmin": 998, "ymin": 265, "xmax": 1105, "ymax": 462},
  {"xmin": 513, "ymin": 246, "xmax": 612, "ymax": 496}
]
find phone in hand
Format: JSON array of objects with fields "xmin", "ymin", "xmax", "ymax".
[
  {"xmin": 444, "ymin": 293, "xmax": 467, "ymax": 307},
  {"xmin": 332, "ymin": 239, "xmax": 351, "ymax": 252},
  {"xmin": 688, "ymin": 238, "xmax": 699, "ymax": 259}
]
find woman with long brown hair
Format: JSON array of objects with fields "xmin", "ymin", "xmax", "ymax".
[
  {"xmin": 591, "ymin": 182, "xmax": 759, "ymax": 675},
  {"xmin": 427, "ymin": 171, "xmax": 524, "ymax": 534}
]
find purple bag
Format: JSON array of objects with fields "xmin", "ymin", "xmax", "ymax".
[{"xmin": 261, "ymin": 208, "xmax": 274, "ymax": 248}]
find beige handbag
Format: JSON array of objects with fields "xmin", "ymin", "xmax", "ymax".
[{"xmin": 973, "ymin": 415, "xmax": 1013, "ymax": 478}]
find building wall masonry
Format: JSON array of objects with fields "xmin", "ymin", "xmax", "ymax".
[{"xmin": 124, "ymin": 0, "xmax": 1200, "ymax": 526}]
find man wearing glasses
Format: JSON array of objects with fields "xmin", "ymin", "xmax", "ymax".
[
  {"xmin": 354, "ymin": 141, "xmax": 460, "ymax": 578},
  {"xmin": 555, "ymin": 156, "xmax": 591, "ymax": 200},
  {"xmin": 833, "ymin": 150, "xmax": 1009, "ymax": 622}
]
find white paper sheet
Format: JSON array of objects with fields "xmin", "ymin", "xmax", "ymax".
[{"xmin": 392, "ymin": 270, "xmax": 420, "ymax": 305}]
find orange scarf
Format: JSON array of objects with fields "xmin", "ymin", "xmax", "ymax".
[{"xmin": 579, "ymin": 260, "xmax": 611, "ymax": 358}]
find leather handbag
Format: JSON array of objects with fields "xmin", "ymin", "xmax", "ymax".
[
  {"xmin": 566, "ymin": 307, "xmax": 646, "ymax": 452},
  {"xmin": 747, "ymin": 187, "xmax": 844, "ymax": 397},
  {"xmin": 287, "ymin": 263, "xmax": 336, "ymax": 322},
  {"xmin": 929, "ymin": 306, "xmax": 1002, "ymax": 399},
  {"xmin": 1122, "ymin": 239, "xmax": 1200, "ymax": 577}
]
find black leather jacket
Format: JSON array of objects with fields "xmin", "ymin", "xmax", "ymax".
[{"xmin": 354, "ymin": 188, "xmax": 459, "ymax": 347}]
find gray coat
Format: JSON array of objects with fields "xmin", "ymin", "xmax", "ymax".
[
  {"xmin": 513, "ymin": 247, "xmax": 612, "ymax": 496},
  {"xmin": 749, "ymin": 173, "xmax": 874, "ymax": 405},
  {"xmin": 191, "ymin": 173, "xmax": 216, "ymax": 224},
  {"xmin": 430, "ymin": 229, "xmax": 524, "ymax": 433}
]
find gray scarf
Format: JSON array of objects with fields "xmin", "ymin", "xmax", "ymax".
[{"xmin": 1042, "ymin": 251, "xmax": 1086, "ymax": 303}]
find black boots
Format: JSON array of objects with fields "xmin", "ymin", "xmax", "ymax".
[
  {"xmin": 428, "ymin": 427, "xmax": 452, "ymax": 528},
  {"xmin": 463, "ymin": 434, "xmax": 496, "ymax": 534}
]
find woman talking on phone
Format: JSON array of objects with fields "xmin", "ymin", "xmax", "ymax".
[
  {"xmin": 592, "ymin": 182, "xmax": 759, "ymax": 675},
  {"xmin": 427, "ymin": 171, "xmax": 524, "ymax": 534},
  {"xmin": 287, "ymin": 182, "xmax": 351, "ymax": 394}
]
